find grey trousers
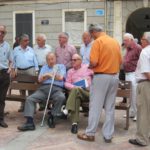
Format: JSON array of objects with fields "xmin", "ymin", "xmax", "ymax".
[
  {"xmin": 135, "ymin": 82, "xmax": 150, "ymax": 146},
  {"xmin": 24, "ymin": 84, "xmax": 66, "ymax": 117},
  {"xmin": 85, "ymin": 74, "xmax": 119, "ymax": 139},
  {"xmin": 18, "ymin": 67, "xmax": 36, "ymax": 108}
]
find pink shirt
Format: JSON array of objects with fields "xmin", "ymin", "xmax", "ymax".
[
  {"xmin": 55, "ymin": 43, "xmax": 77, "ymax": 70},
  {"xmin": 65, "ymin": 64, "xmax": 93, "ymax": 90}
]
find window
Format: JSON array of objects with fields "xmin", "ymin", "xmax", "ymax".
[
  {"xmin": 13, "ymin": 11, "xmax": 35, "ymax": 46},
  {"xmin": 62, "ymin": 9, "xmax": 86, "ymax": 46}
]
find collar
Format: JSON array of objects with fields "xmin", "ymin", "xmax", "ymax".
[
  {"xmin": 37, "ymin": 45, "xmax": 46, "ymax": 49},
  {"xmin": 60, "ymin": 43, "xmax": 67, "ymax": 48},
  {"xmin": 0, "ymin": 41, "xmax": 5, "ymax": 47},
  {"xmin": 19, "ymin": 45, "xmax": 29, "ymax": 51}
]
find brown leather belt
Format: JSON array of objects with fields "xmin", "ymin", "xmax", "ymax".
[
  {"xmin": 94, "ymin": 72, "xmax": 117, "ymax": 75},
  {"xmin": 138, "ymin": 79, "xmax": 150, "ymax": 83}
]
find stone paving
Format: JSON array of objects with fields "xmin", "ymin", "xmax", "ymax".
[{"xmin": 0, "ymin": 101, "xmax": 150, "ymax": 150}]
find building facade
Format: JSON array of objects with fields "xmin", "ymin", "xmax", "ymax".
[{"xmin": 0, "ymin": 0, "xmax": 149, "ymax": 48}]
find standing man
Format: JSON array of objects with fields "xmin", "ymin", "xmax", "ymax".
[
  {"xmin": 123, "ymin": 33, "xmax": 142, "ymax": 121},
  {"xmin": 0, "ymin": 25, "xmax": 12, "ymax": 128},
  {"xmin": 17, "ymin": 52, "xmax": 66, "ymax": 131},
  {"xmin": 55, "ymin": 32, "xmax": 77, "ymax": 70},
  {"xmin": 13, "ymin": 34, "xmax": 39, "ymax": 112},
  {"xmin": 64, "ymin": 54, "xmax": 93, "ymax": 134},
  {"xmin": 80, "ymin": 31, "xmax": 92, "ymax": 65},
  {"xmin": 77, "ymin": 24, "xmax": 122, "ymax": 143},
  {"xmin": 129, "ymin": 32, "xmax": 150, "ymax": 146},
  {"xmin": 34, "ymin": 33, "xmax": 52, "ymax": 68}
]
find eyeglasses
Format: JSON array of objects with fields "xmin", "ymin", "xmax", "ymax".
[{"xmin": 71, "ymin": 59, "xmax": 81, "ymax": 62}]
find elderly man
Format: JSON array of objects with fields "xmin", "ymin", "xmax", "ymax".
[
  {"xmin": 77, "ymin": 24, "xmax": 122, "ymax": 143},
  {"xmin": 129, "ymin": 32, "xmax": 150, "ymax": 146},
  {"xmin": 17, "ymin": 52, "xmax": 66, "ymax": 131},
  {"xmin": 34, "ymin": 33, "xmax": 52, "ymax": 68},
  {"xmin": 55, "ymin": 32, "xmax": 77, "ymax": 70},
  {"xmin": 13, "ymin": 34, "xmax": 39, "ymax": 112},
  {"xmin": 63, "ymin": 54, "xmax": 93, "ymax": 134},
  {"xmin": 0, "ymin": 25, "xmax": 13, "ymax": 128},
  {"xmin": 123, "ymin": 33, "xmax": 142, "ymax": 121},
  {"xmin": 80, "ymin": 32, "xmax": 92, "ymax": 65}
]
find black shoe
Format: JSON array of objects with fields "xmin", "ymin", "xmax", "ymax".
[
  {"xmin": 17, "ymin": 123, "xmax": 35, "ymax": 131},
  {"xmin": 71, "ymin": 124, "xmax": 78, "ymax": 134},
  {"xmin": 104, "ymin": 137, "xmax": 112, "ymax": 143},
  {"xmin": 129, "ymin": 139, "xmax": 146, "ymax": 146},
  {"xmin": 47, "ymin": 114, "xmax": 55, "ymax": 128},
  {"xmin": 57, "ymin": 112, "xmax": 67, "ymax": 120},
  {"xmin": 0, "ymin": 120, "xmax": 8, "ymax": 128},
  {"xmin": 18, "ymin": 107, "xmax": 24, "ymax": 112}
]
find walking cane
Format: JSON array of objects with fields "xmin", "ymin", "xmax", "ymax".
[{"xmin": 40, "ymin": 65, "xmax": 58, "ymax": 127}]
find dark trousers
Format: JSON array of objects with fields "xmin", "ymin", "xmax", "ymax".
[{"xmin": 0, "ymin": 71, "xmax": 10, "ymax": 120}]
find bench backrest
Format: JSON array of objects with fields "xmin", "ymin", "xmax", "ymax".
[
  {"xmin": 9, "ymin": 74, "xmax": 40, "ymax": 91},
  {"xmin": 117, "ymin": 80, "xmax": 131, "ymax": 98}
]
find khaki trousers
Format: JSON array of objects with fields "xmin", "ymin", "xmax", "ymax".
[
  {"xmin": 136, "ymin": 81, "xmax": 150, "ymax": 146},
  {"xmin": 66, "ymin": 88, "xmax": 89, "ymax": 123}
]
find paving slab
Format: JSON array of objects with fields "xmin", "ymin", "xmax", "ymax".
[{"xmin": 0, "ymin": 101, "xmax": 150, "ymax": 150}]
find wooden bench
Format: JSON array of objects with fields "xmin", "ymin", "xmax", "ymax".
[
  {"xmin": 81, "ymin": 80, "xmax": 132, "ymax": 130},
  {"xmin": 6, "ymin": 74, "xmax": 40, "ymax": 102}
]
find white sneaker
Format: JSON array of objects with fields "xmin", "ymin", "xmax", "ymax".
[
  {"xmin": 61, "ymin": 105, "xmax": 68, "ymax": 115},
  {"xmin": 133, "ymin": 116, "xmax": 137, "ymax": 121}
]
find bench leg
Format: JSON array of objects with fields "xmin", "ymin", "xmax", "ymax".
[{"xmin": 125, "ymin": 109, "xmax": 129, "ymax": 130}]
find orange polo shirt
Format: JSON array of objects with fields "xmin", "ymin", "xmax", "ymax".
[{"xmin": 90, "ymin": 33, "xmax": 122, "ymax": 74}]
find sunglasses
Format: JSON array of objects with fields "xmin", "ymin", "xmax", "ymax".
[{"xmin": 71, "ymin": 59, "xmax": 81, "ymax": 62}]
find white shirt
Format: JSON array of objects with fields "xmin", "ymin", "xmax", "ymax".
[
  {"xmin": 34, "ymin": 44, "xmax": 52, "ymax": 66},
  {"xmin": 135, "ymin": 45, "xmax": 150, "ymax": 81}
]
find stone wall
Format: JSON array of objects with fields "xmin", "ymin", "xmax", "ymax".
[{"xmin": 0, "ymin": 0, "xmax": 105, "ymax": 48}]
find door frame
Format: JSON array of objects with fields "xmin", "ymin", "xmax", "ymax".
[{"xmin": 13, "ymin": 11, "xmax": 35, "ymax": 45}]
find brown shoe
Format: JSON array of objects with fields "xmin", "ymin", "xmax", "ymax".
[{"xmin": 77, "ymin": 133, "xmax": 95, "ymax": 142}]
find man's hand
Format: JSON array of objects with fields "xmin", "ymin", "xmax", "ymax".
[
  {"xmin": 8, "ymin": 68, "xmax": 17, "ymax": 78},
  {"xmin": 42, "ymin": 73, "xmax": 53, "ymax": 79}
]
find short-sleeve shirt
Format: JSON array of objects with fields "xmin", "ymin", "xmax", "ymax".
[
  {"xmin": 39, "ymin": 64, "xmax": 66, "ymax": 88},
  {"xmin": 55, "ymin": 43, "xmax": 77, "ymax": 70},
  {"xmin": 13, "ymin": 45, "xmax": 39, "ymax": 70},
  {"xmin": 90, "ymin": 32, "xmax": 122, "ymax": 74},
  {"xmin": 80, "ymin": 42, "xmax": 92, "ymax": 65},
  {"xmin": 135, "ymin": 45, "xmax": 150, "ymax": 81},
  {"xmin": 34, "ymin": 44, "xmax": 52, "ymax": 66},
  {"xmin": 0, "ymin": 41, "xmax": 12, "ymax": 70}
]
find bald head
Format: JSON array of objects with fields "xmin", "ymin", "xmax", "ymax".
[
  {"xmin": 0, "ymin": 25, "xmax": 7, "ymax": 42},
  {"xmin": 46, "ymin": 52, "xmax": 56, "ymax": 67},
  {"xmin": 82, "ymin": 31, "xmax": 92, "ymax": 45},
  {"xmin": 72, "ymin": 54, "xmax": 82, "ymax": 69}
]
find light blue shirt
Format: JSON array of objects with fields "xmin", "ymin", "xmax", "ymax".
[
  {"xmin": 80, "ymin": 42, "xmax": 92, "ymax": 65},
  {"xmin": 0, "ymin": 41, "xmax": 12, "ymax": 70},
  {"xmin": 13, "ymin": 46, "xmax": 39, "ymax": 70},
  {"xmin": 34, "ymin": 44, "xmax": 52, "ymax": 66},
  {"xmin": 39, "ymin": 64, "xmax": 66, "ymax": 87}
]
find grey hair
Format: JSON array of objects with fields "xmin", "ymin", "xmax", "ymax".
[
  {"xmin": 20, "ymin": 34, "xmax": 29, "ymax": 41},
  {"xmin": 59, "ymin": 32, "xmax": 69, "ymax": 39},
  {"xmin": 88, "ymin": 24, "xmax": 103, "ymax": 33},
  {"xmin": 36, "ymin": 33, "xmax": 47, "ymax": 41},
  {"xmin": 124, "ymin": 33, "xmax": 134, "ymax": 40},
  {"xmin": 144, "ymin": 32, "xmax": 150, "ymax": 43},
  {"xmin": 46, "ymin": 52, "xmax": 56, "ymax": 60}
]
